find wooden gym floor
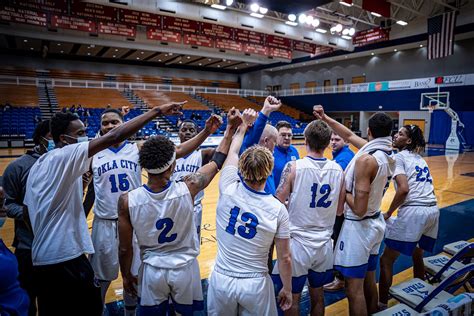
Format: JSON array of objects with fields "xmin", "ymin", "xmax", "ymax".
[{"xmin": 1, "ymin": 144, "xmax": 473, "ymax": 314}]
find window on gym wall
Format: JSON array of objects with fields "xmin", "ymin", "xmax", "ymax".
[
  {"xmin": 337, "ymin": 78, "xmax": 344, "ymax": 92},
  {"xmin": 351, "ymin": 76, "xmax": 366, "ymax": 84},
  {"xmin": 324, "ymin": 79, "xmax": 331, "ymax": 92},
  {"xmin": 290, "ymin": 83, "xmax": 300, "ymax": 90},
  {"xmin": 305, "ymin": 81, "xmax": 317, "ymax": 88}
]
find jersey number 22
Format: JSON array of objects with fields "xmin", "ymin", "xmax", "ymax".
[{"xmin": 225, "ymin": 206, "xmax": 259, "ymax": 239}]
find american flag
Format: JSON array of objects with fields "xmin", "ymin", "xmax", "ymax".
[{"xmin": 427, "ymin": 11, "xmax": 457, "ymax": 60}]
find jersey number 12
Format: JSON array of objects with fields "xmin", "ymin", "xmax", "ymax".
[{"xmin": 309, "ymin": 183, "xmax": 332, "ymax": 208}]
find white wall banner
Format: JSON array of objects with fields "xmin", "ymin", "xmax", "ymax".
[{"xmin": 388, "ymin": 80, "xmax": 412, "ymax": 90}]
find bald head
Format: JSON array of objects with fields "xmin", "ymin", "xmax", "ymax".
[{"xmin": 258, "ymin": 124, "xmax": 278, "ymax": 152}]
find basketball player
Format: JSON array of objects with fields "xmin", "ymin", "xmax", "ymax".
[
  {"xmin": 378, "ymin": 125, "xmax": 439, "ymax": 309},
  {"xmin": 173, "ymin": 118, "xmax": 222, "ymax": 243},
  {"xmin": 89, "ymin": 109, "xmax": 223, "ymax": 312},
  {"xmin": 117, "ymin": 108, "xmax": 241, "ymax": 315},
  {"xmin": 24, "ymin": 101, "xmax": 184, "ymax": 316},
  {"xmin": 272, "ymin": 120, "xmax": 346, "ymax": 316},
  {"xmin": 314, "ymin": 105, "xmax": 395, "ymax": 316},
  {"xmin": 207, "ymin": 109, "xmax": 293, "ymax": 315}
]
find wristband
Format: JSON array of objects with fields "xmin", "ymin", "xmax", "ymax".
[{"xmin": 211, "ymin": 151, "xmax": 227, "ymax": 170}]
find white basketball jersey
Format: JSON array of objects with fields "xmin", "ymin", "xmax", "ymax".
[
  {"xmin": 172, "ymin": 150, "xmax": 204, "ymax": 205},
  {"xmin": 215, "ymin": 172, "xmax": 289, "ymax": 275},
  {"xmin": 346, "ymin": 150, "xmax": 395, "ymax": 219},
  {"xmin": 128, "ymin": 181, "xmax": 198, "ymax": 269},
  {"xmin": 288, "ymin": 157, "xmax": 344, "ymax": 247},
  {"xmin": 92, "ymin": 142, "xmax": 142, "ymax": 219},
  {"xmin": 394, "ymin": 150, "xmax": 436, "ymax": 206}
]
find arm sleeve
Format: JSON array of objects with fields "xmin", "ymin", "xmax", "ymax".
[
  {"xmin": 275, "ymin": 205, "xmax": 290, "ymax": 239},
  {"xmin": 393, "ymin": 153, "xmax": 406, "ymax": 178},
  {"xmin": 3, "ymin": 163, "xmax": 24, "ymax": 220},
  {"xmin": 218, "ymin": 165, "xmax": 240, "ymax": 193},
  {"xmin": 239, "ymin": 112, "xmax": 269, "ymax": 155}
]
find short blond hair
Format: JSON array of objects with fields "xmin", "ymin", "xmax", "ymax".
[{"xmin": 238, "ymin": 145, "xmax": 274, "ymax": 185}]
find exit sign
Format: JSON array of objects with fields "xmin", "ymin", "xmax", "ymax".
[{"xmin": 435, "ymin": 76, "xmax": 444, "ymax": 84}]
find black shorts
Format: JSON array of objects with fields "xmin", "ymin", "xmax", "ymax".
[{"xmin": 35, "ymin": 254, "xmax": 102, "ymax": 316}]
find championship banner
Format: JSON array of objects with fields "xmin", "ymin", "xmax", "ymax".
[
  {"xmin": 200, "ymin": 22, "xmax": 234, "ymax": 39},
  {"xmin": 353, "ymin": 27, "xmax": 389, "ymax": 47},
  {"xmin": 98, "ymin": 22, "xmax": 136, "ymax": 37},
  {"xmin": 147, "ymin": 28, "xmax": 181, "ymax": 43},
  {"xmin": 293, "ymin": 40, "xmax": 317, "ymax": 54},
  {"xmin": 215, "ymin": 39, "xmax": 243, "ymax": 52},
  {"xmin": 0, "ymin": 5, "xmax": 47, "ymax": 27},
  {"xmin": 162, "ymin": 16, "xmax": 199, "ymax": 34},
  {"xmin": 9, "ymin": 0, "xmax": 67, "ymax": 14},
  {"xmin": 266, "ymin": 35, "xmax": 292, "ymax": 50},
  {"xmin": 184, "ymin": 33, "xmax": 214, "ymax": 48},
  {"xmin": 118, "ymin": 8, "xmax": 161, "ymax": 27},
  {"xmin": 234, "ymin": 29, "xmax": 264, "ymax": 45},
  {"xmin": 244, "ymin": 43, "xmax": 269, "ymax": 56},
  {"xmin": 71, "ymin": 1, "xmax": 118, "ymax": 22},
  {"xmin": 269, "ymin": 47, "xmax": 292, "ymax": 60},
  {"xmin": 51, "ymin": 15, "xmax": 97, "ymax": 33},
  {"xmin": 311, "ymin": 45, "xmax": 334, "ymax": 57}
]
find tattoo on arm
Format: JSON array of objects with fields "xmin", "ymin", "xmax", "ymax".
[
  {"xmin": 275, "ymin": 163, "xmax": 292, "ymax": 199},
  {"xmin": 185, "ymin": 172, "xmax": 209, "ymax": 192}
]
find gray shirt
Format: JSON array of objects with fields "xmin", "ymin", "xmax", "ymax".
[{"xmin": 3, "ymin": 150, "xmax": 41, "ymax": 250}]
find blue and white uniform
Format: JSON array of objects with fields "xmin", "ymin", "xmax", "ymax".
[
  {"xmin": 90, "ymin": 142, "xmax": 142, "ymax": 281},
  {"xmin": 334, "ymin": 150, "xmax": 395, "ymax": 278},
  {"xmin": 385, "ymin": 150, "xmax": 439, "ymax": 255},
  {"xmin": 128, "ymin": 181, "xmax": 203, "ymax": 315},
  {"xmin": 272, "ymin": 157, "xmax": 344, "ymax": 292},
  {"xmin": 172, "ymin": 150, "xmax": 204, "ymax": 243},
  {"xmin": 207, "ymin": 166, "xmax": 290, "ymax": 316}
]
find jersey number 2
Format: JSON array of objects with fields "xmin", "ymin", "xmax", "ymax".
[
  {"xmin": 225, "ymin": 206, "xmax": 259, "ymax": 239},
  {"xmin": 309, "ymin": 183, "xmax": 332, "ymax": 208},
  {"xmin": 155, "ymin": 218, "xmax": 177, "ymax": 244},
  {"xmin": 109, "ymin": 173, "xmax": 130, "ymax": 193}
]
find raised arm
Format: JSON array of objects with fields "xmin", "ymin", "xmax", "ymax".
[
  {"xmin": 313, "ymin": 105, "xmax": 367, "ymax": 149},
  {"xmin": 240, "ymin": 96, "xmax": 281, "ymax": 154},
  {"xmin": 184, "ymin": 108, "xmax": 242, "ymax": 198},
  {"xmin": 88, "ymin": 102, "xmax": 185, "ymax": 157},
  {"xmin": 175, "ymin": 114, "xmax": 222, "ymax": 159},
  {"xmin": 275, "ymin": 162, "xmax": 295, "ymax": 204},
  {"xmin": 225, "ymin": 108, "xmax": 257, "ymax": 168},
  {"xmin": 117, "ymin": 193, "xmax": 137, "ymax": 297}
]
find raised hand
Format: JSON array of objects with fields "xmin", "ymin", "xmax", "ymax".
[
  {"xmin": 121, "ymin": 106, "xmax": 130, "ymax": 116},
  {"xmin": 205, "ymin": 114, "xmax": 223, "ymax": 134},
  {"xmin": 313, "ymin": 105, "xmax": 326, "ymax": 120},
  {"xmin": 226, "ymin": 107, "xmax": 242, "ymax": 130},
  {"xmin": 242, "ymin": 108, "xmax": 258, "ymax": 127},
  {"xmin": 277, "ymin": 287, "xmax": 293, "ymax": 311},
  {"xmin": 262, "ymin": 95, "xmax": 282, "ymax": 116},
  {"xmin": 156, "ymin": 101, "xmax": 186, "ymax": 116}
]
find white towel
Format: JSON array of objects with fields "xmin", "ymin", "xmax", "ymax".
[{"xmin": 345, "ymin": 136, "xmax": 394, "ymax": 192}]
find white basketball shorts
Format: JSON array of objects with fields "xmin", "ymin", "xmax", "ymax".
[
  {"xmin": 137, "ymin": 258, "xmax": 203, "ymax": 316},
  {"xmin": 334, "ymin": 213, "xmax": 386, "ymax": 278},
  {"xmin": 207, "ymin": 270, "xmax": 277, "ymax": 316},
  {"xmin": 272, "ymin": 238, "xmax": 333, "ymax": 293},
  {"xmin": 385, "ymin": 204, "xmax": 439, "ymax": 255}
]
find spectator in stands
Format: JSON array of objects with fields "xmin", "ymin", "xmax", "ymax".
[
  {"xmin": 84, "ymin": 109, "xmax": 90, "ymax": 117},
  {"xmin": 77, "ymin": 104, "xmax": 84, "ymax": 116},
  {"xmin": 106, "ymin": 104, "xmax": 111, "ymax": 109},
  {"xmin": 84, "ymin": 118, "xmax": 89, "ymax": 129},
  {"xmin": 34, "ymin": 115, "xmax": 41, "ymax": 124},
  {"xmin": 62, "ymin": 107, "xmax": 68, "ymax": 113},
  {"xmin": 70, "ymin": 105, "xmax": 76, "ymax": 113},
  {"xmin": 190, "ymin": 112, "xmax": 197, "ymax": 120},
  {"xmin": 3, "ymin": 120, "xmax": 52, "ymax": 316},
  {"xmin": 4, "ymin": 102, "xmax": 11, "ymax": 111},
  {"xmin": 273, "ymin": 121, "xmax": 300, "ymax": 187},
  {"xmin": 324, "ymin": 132, "xmax": 355, "ymax": 292},
  {"xmin": 0, "ymin": 180, "xmax": 30, "ymax": 316}
]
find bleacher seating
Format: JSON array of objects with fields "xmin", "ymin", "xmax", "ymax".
[
  {"xmin": 55, "ymin": 88, "xmax": 132, "ymax": 109},
  {"xmin": 0, "ymin": 85, "xmax": 39, "ymax": 107},
  {"xmin": 134, "ymin": 91, "xmax": 209, "ymax": 110},
  {"xmin": 0, "ymin": 107, "xmax": 41, "ymax": 138}
]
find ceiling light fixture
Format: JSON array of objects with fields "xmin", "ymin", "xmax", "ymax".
[
  {"xmin": 340, "ymin": 1, "xmax": 353, "ymax": 7},
  {"xmin": 115, "ymin": 49, "xmax": 119, "ymax": 52},
  {"xmin": 341, "ymin": 35, "xmax": 352, "ymax": 40},
  {"xmin": 198, "ymin": 63, "xmax": 202, "ymax": 66},
  {"xmin": 113, "ymin": 55, "xmax": 116, "ymax": 58},
  {"xmin": 259, "ymin": 7, "xmax": 268, "ymax": 14},
  {"xmin": 396, "ymin": 20, "xmax": 408, "ymax": 26},
  {"xmin": 211, "ymin": 4, "xmax": 226, "ymax": 10},
  {"xmin": 285, "ymin": 21, "xmax": 298, "ymax": 26},
  {"xmin": 371, "ymin": 12, "xmax": 382, "ymax": 17},
  {"xmin": 348, "ymin": 28, "xmax": 356, "ymax": 36},
  {"xmin": 57, "ymin": 43, "xmax": 61, "ymax": 46},
  {"xmin": 141, "ymin": 51, "xmax": 144, "ymax": 54},
  {"xmin": 342, "ymin": 28, "xmax": 350, "ymax": 35},
  {"xmin": 23, "ymin": 39, "xmax": 28, "ymax": 43},
  {"xmin": 288, "ymin": 14, "xmax": 296, "ymax": 22},
  {"xmin": 371, "ymin": 52, "xmax": 375, "ymax": 55},
  {"xmin": 187, "ymin": 56, "xmax": 191, "ymax": 59},
  {"xmin": 250, "ymin": 3, "xmax": 259, "ymax": 12},
  {"xmin": 250, "ymin": 12, "xmax": 264, "ymax": 18},
  {"xmin": 305, "ymin": 15, "xmax": 314, "ymax": 25},
  {"xmin": 335, "ymin": 24, "xmax": 343, "ymax": 33},
  {"xmin": 87, "ymin": 52, "xmax": 91, "ymax": 55},
  {"xmin": 226, "ymin": 0, "xmax": 234, "ymax": 5},
  {"xmin": 312, "ymin": 18, "xmax": 320, "ymax": 28},
  {"xmin": 419, "ymin": 44, "xmax": 423, "ymax": 47},
  {"xmin": 298, "ymin": 14, "xmax": 307, "ymax": 24},
  {"xmin": 394, "ymin": 48, "xmax": 398, "ymax": 52},
  {"xmin": 316, "ymin": 28, "xmax": 327, "ymax": 34},
  {"xmin": 136, "ymin": 57, "xmax": 140, "ymax": 60}
]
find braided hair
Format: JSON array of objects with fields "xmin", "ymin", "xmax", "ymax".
[{"xmin": 403, "ymin": 125, "xmax": 426, "ymax": 153}]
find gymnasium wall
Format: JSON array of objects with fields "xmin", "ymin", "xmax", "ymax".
[
  {"xmin": 0, "ymin": 54, "xmax": 239, "ymax": 83},
  {"xmin": 241, "ymin": 38, "xmax": 474, "ymax": 90}
]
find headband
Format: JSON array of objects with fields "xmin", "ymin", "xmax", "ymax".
[{"xmin": 144, "ymin": 151, "xmax": 176, "ymax": 174}]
